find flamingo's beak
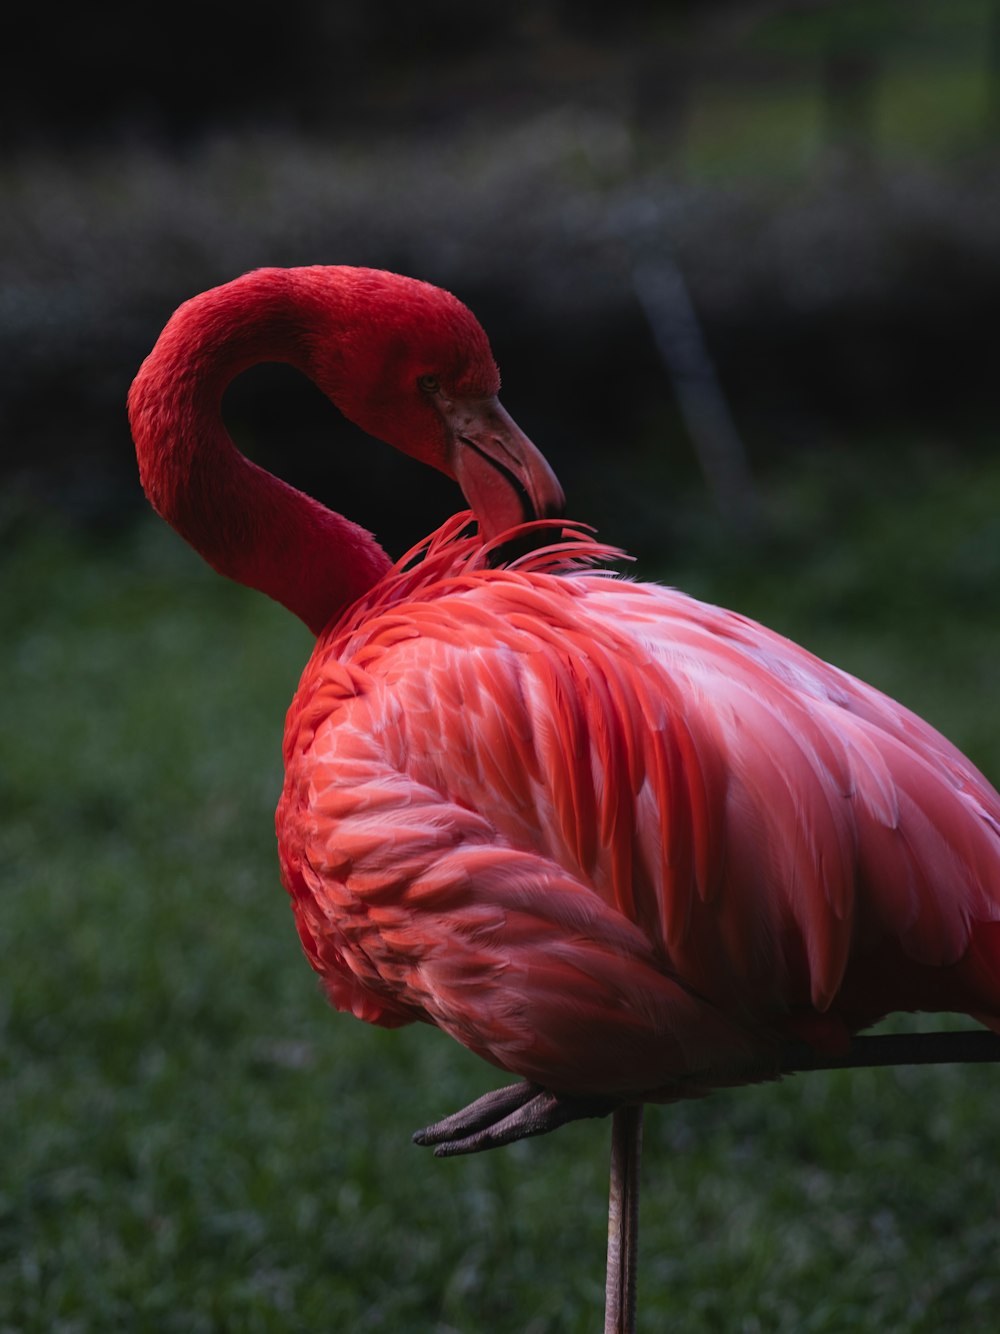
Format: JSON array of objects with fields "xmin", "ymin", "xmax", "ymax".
[{"xmin": 441, "ymin": 396, "xmax": 565, "ymax": 540}]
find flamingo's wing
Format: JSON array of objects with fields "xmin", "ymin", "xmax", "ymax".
[{"xmin": 278, "ymin": 574, "xmax": 1000, "ymax": 1096}]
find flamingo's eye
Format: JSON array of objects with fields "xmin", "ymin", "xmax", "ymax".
[{"xmin": 418, "ymin": 374, "xmax": 441, "ymax": 394}]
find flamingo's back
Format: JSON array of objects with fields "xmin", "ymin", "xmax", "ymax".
[{"xmin": 278, "ymin": 523, "xmax": 1000, "ymax": 1099}]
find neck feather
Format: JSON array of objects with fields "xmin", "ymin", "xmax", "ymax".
[{"xmin": 129, "ymin": 268, "xmax": 392, "ymax": 635}]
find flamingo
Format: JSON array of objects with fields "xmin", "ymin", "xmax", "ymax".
[{"xmin": 130, "ymin": 266, "xmax": 1000, "ymax": 1328}]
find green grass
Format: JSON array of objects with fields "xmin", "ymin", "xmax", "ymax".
[
  {"xmin": 678, "ymin": 0, "xmax": 997, "ymax": 179},
  {"xmin": 3, "ymin": 444, "xmax": 1000, "ymax": 1331}
]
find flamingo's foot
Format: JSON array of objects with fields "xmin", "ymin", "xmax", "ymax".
[{"xmin": 413, "ymin": 1081, "xmax": 619, "ymax": 1156}]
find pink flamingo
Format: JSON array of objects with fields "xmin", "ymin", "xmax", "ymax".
[{"xmin": 130, "ymin": 266, "xmax": 1000, "ymax": 1331}]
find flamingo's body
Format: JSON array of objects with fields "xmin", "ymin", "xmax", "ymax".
[
  {"xmin": 130, "ymin": 265, "xmax": 1000, "ymax": 1150},
  {"xmin": 279, "ymin": 515, "xmax": 1000, "ymax": 1106}
]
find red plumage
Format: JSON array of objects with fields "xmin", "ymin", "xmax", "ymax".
[{"xmin": 278, "ymin": 517, "xmax": 1000, "ymax": 1100}]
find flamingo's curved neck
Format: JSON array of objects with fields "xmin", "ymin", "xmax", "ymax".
[{"xmin": 129, "ymin": 269, "xmax": 392, "ymax": 636}]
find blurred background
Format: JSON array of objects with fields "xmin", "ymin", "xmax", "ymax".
[
  {"xmin": 4, "ymin": 2, "xmax": 1000, "ymax": 1330},
  {"xmin": 5, "ymin": 0, "xmax": 999, "ymax": 551}
]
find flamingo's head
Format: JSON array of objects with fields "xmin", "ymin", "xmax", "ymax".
[{"xmin": 301, "ymin": 267, "xmax": 565, "ymax": 540}]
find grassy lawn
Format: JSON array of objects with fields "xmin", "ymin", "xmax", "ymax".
[
  {"xmin": 680, "ymin": 0, "xmax": 996, "ymax": 180},
  {"xmin": 3, "ymin": 442, "xmax": 1000, "ymax": 1331}
]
